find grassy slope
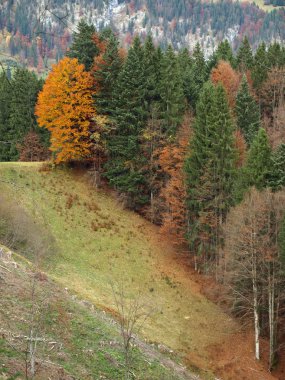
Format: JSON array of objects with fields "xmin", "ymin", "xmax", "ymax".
[
  {"xmin": 0, "ymin": 163, "xmax": 238, "ymax": 378},
  {"xmin": 0, "ymin": 245, "xmax": 188, "ymax": 380}
]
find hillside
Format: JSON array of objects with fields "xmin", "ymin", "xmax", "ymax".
[
  {"xmin": 0, "ymin": 162, "xmax": 282, "ymax": 380},
  {"xmin": 0, "ymin": 244, "xmax": 195, "ymax": 380},
  {"xmin": 0, "ymin": 0, "xmax": 284, "ymax": 71}
]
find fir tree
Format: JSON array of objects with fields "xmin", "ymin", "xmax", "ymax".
[
  {"xmin": 236, "ymin": 36, "xmax": 254, "ymax": 72},
  {"xmin": 104, "ymin": 36, "xmax": 148, "ymax": 208},
  {"xmin": 187, "ymin": 43, "xmax": 208, "ymax": 109},
  {"xmin": 8, "ymin": 68, "xmax": 43, "ymax": 160},
  {"xmin": 245, "ymin": 128, "xmax": 271, "ymax": 190},
  {"xmin": 177, "ymin": 47, "xmax": 193, "ymax": 104},
  {"xmin": 93, "ymin": 31, "xmax": 122, "ymax": 116},
  {"xmin": 143, "ymin": 35, "xmax": 161, "ymax": 113},
  {"xmin": 251, "ymin": 42, "xmax": 269, "ymax": 91},
  {"xmin": 67, "ymin": 19, "xmax": 98, "ymax": 71},
  {"xmin": 185, "ymin": 82, "xmax": 236, "ymax": 266},
  {"xmin": 0, "ymin": 72, "xmax": 12, "ymax": 161},
  {"xmin": 235, "ymin": 75, "xmax": 260, "ymax": 145},
  {"xmin": 268, "ymin": 42, "xmax": 285, "ymax": 68},
  {"xmin": 208, "ymin": 39, "xmax": 235, "ymax": 71},
  {"xmin": 269, "ymin": 144, "xmax": 285, "ymax": 191},
  {"xmin": 158, "ymin": 45, "xmax": 184, "ymax": 137}
]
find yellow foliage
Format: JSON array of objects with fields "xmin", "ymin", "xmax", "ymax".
[{"xmin": 35, "ymin": 57, "xmax": 96, "ymax": 164}]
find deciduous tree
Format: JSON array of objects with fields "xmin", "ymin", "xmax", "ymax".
[{"xmin": 35, "ymin": 57, "xmax": 97, "ymax": 164}]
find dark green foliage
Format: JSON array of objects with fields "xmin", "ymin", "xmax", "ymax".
[
  {"xmin": 143, "ymin": 35, "xmax": 161, "ymax": 112},
  {"xmin": 67, "ymin": 19, "xmax": 98, "ymax": 71},
  {"xmin": 244, "ymin": 128, "xmax": 272, "ymax": 190},
  {"xmin": 158, "ymin": 45, "xmax": 184, "ymax": 137},
  {"xmin": 104, "ymin": 36, "xmax": 148, "ymax": 208},
  {"xmin": 208, "ymin": 40, "xmax": 235, "ymax": 71},
  {"xmin": 269, "ymin": 144, "xmax": 285, "ymax": 191},
  {"xmin": 0, "ymin": 72, "xmax": 12, "ymax": 161},
  {"xmin": 186, "ymin": 43, "xmax": 208, "ymax": 109},
  {"xmin": 7, "ymin": 69, "xmax": 47, "ymax": 161},
  {"xmin": 177, "ymin": 48, "xmax": 193, "ymax": 105},
  {"xmin": 93, "ymin": 31, "xmax": 122, "ymax": 116},
  {"xmin": 236, "ymin": 36, "xmax": 254, "ymax": 71},
  {"xmin": 251, "ymin": 42, "xmax": 269, "ymax": 90},
  {"xmin": 235, "ymin": 75, "xmax": 260, "ymax": 145},
  {"xmin": 267, "ymin": 42, "xmax": 285, "ymax": 68},
  {"xmin": 185, "ymin": 82, "xmax": 236, "ymax": 262}
]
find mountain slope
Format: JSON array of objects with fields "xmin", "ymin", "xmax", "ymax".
[
  {"xmin": 0, "ymin": 162, "xmax": 279, "ymax": 380},
  {"xmin": 0, "ymin": 244, "xmax": 194, "ymax": 380},
  {"xmin": 0, "ymin": 0, "xmax": 284, "ymax": 71}
]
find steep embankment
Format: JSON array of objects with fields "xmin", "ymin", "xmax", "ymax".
[{"xmin": 0, "ymin": 163, "xmax": 279, "ymax": 380}]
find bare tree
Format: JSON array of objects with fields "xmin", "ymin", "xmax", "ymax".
[
  {"xmin": 224, "ymin": 188, "xmax": 285, "ymax": 369},
  {"xmin": 111, "ymin": 283, "xmax": 153, "ymax": 380}
]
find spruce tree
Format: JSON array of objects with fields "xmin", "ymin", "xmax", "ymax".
[
  {"xmin": 158, "ymin": 45, "xmax": 184, "ymax": 137},
  {"xmin": 244, "ymin": 128, "xmax": 271, "ymax": 190},
  {"xmin": 0, "ymin": 72, "xmax": 12, "ymax": 161},
  {"xmin": 185, "ymin": 82, "xmax": 236, "ymax": 265},
  {"xmin": 208, "ymin": 40, "xmax": 235, "ymax": 71},
  {"xmin": 236, "ymin": 36, "xmax": 254, "ymax": 72},
  {"xmin": 8, "ymin": 68, "xmax": 43, "ymax": 160},
  {"xmin": 67, "ymin": 19, "xmax": 98, "ymax": 71},
  {"xmin": 177, "ymin": 47, "xmax": 193, "ymax": 104},
  {"xmin": 269, "ymin": 144, "xmax": 285, "ymax": 191},
  {"xmin": 143, "ymin": 35, "xmax": 161, "ymax": 113},
  {"xmin": 251, "ymin": 42, "xmax": 269, "ymax": 91},
  {"xmin": 93, "ymin": 31, "xmax": 122, "ymax": 116},
  {"xmin": 187, "ymin": 43, "xmax": 208, "ymax": 109},
  {"xmin": 104, "ymin": 36, "xmax": 148, "ymax": 208},
  {"xmin": 235, "ymin": 75, "xmax": 260, "ymax": 145},
  {"xmin": 268, "ymin": 42, "xmax": 285, "ymax": 68}
]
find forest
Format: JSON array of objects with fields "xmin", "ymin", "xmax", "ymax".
[
  {"xmin": 1, "ymin": 17, "xmax": 285, "ymax": 375},
  {"xmin": 0, "ymin": 0, "xmax": 284, "ymax": 72}
]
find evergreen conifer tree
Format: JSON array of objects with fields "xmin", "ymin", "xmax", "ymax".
[
  {"xmin": 143, "ymin": 35, "xmax": 161, "ymax": 113},
  {"xmin": 8, "ymin": 68, "xmax": 43, "ymax": 160},
  {"xmin": 244, "ymin": 128, "xmax": 271, "ymax": 190},
  {"xmin": 158, "ymin": 45, "xmax": 184, "ymax": 137},
  {"xmin": 251, "ymin": 42, "xmax": 269, "ymax": 91},
  {"xmin": 93, "ymin": 31, "xmax": 122, "ymax": 116},
  {"xmin": 177, "ymin": 47, "xmax": 193, "ymax": 105},
  {"xmin": 235, "ymin": 75, "xmax": 260, "ymax": 145},
  {"xmin": 0, "ymin": 72, "xmax": 12, "ymax": 161},
  {"xmin": 268, "ymin": 42, "xmax": 285, "ymax": 68},
  {"xmin": 185, "ymin": 82, "xmax": 236, "ymax": 266},
  {"xmin": 187, "ymin": 43, "xmax": 208, "ymax": 109},
  {"xmin": 208, "ymin": 40, "xmax": 235, "ymax": 71},
  {"xmin": 269, "ymin": 144, "xmax": 285, "ymax": 191},
  {"xmin": 236, "ymin": 36, "xmax": 254, "ymax": 71},
  {"xmin": 67, "ymin": 19, "xmax": 98, "ymax": 71},
  {"xmin": 104, "ymin": 36, "xmax": 148, "ymax": 208}
]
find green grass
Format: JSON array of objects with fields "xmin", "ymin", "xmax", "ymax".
[
  {"xmin": 0, "ymin": 247, "xmax": 180, "ymax": 380},
  {"xmin": 0, "ymin": 162, "xmax": 237, "ymax": 374}
]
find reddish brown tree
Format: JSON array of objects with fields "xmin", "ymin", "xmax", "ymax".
[
  {"xmin": 158, "ymin": 115, "xmax": 191, "ymax": 242},
  {"xmin": 17, "ymin": 131, "xmax": 49, "ymax": 162},
  {"xmin": 211, "ymin": 60, "xmax": 240, "ymax": 108}
]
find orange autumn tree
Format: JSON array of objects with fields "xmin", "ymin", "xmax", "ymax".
[
  {"xmin": 211, "ymin": 60, "xmax": 240, "ymax": 108},
  {"xmin": 159, "ymin": 116, "xmax": 191, "ymax": 242},
  {"xmin": 35, "ymin": 57, "xmax": 96, "ymax": 164}
]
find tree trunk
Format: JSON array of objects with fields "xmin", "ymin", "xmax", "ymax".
[{"xmin": 252, "ymin": 253, "xmax": 260, "ymax": 361}]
